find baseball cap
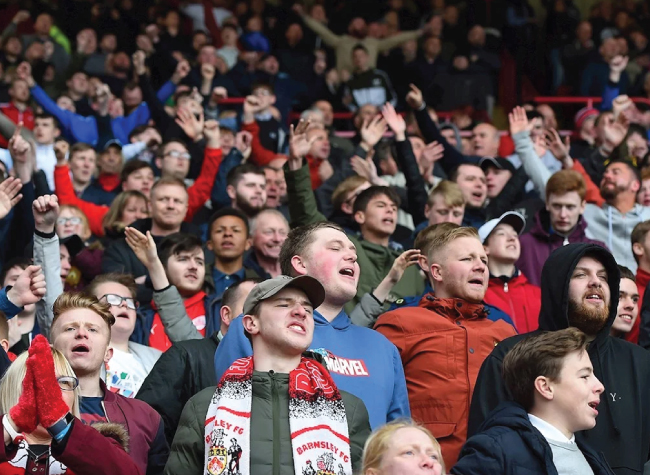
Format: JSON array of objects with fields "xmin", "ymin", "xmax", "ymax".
[
  {"xmin": 479, "ymin": 156, "xmax": 516, "ymax": 174},
  {"xmin": 242, "ymin": 275, "xmax": 325, "ymax": 316},
  {"xmin": 478, "ymin": 211, "xmax": 526, "ymax": 244},
  {"xmin": 60, "ymin": 235, "xmax": 84, "ymax": 258},
  {"xmin": 103, "ymin": 139, "xmax": 123, "ymax": 151}
]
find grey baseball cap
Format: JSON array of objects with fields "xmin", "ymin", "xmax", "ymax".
[{"xmin": 242, "ymin": 275, "xmax": 325, "ymax": 316}]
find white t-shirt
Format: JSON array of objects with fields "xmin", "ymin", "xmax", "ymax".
[{"xmin": 105, "ymin": 347, "xmax": 150, "ymax": 398}]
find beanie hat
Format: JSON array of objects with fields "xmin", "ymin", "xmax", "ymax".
[{"xmin": 574, "ymin": 107, "xmax": 599, "ymax": 130}]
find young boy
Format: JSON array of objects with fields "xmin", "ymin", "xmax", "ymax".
[
  {"xmin": 479, "ymin": 211, "xmax": 542, "ymax": 333},
  {"xmin": 453, "ymin": 328, "xmax": 613, "ymax": 474},
  {"xmin": 610, "ymin": 266, "xmax": 639, "ymax": 338}
]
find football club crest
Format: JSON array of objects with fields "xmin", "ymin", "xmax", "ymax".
[{"xmin": 207, "ymin": 428, "xmax": 227, "ymax": 475}]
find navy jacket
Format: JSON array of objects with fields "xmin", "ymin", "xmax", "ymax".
[{"xmin": 452, "ymin": 402, "xmax": 614, "ymax": 475}]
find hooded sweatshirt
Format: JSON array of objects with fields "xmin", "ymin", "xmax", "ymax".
[
  {"xmin": 468, "ymin": 243, "xmax": 650, "ymax": 475},
  {"xmin": 214, "ymin": 309, "xmax": 410, "ymax": 430}
]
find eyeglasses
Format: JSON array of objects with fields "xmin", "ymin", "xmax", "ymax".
[
  {"xmin": 164, "ymin": 151, "xmax": 191, "ymax": 160},
  {"xmin": 57, "ymin": 217, "xmax": 82, "ymax": 226},
  {"xmin": 57, "ymin": 376, "xmax": 79, "ymax": 391},
  {"xmin": 100, "ymin": 294, "xmax": 137, "ymax": 310}
]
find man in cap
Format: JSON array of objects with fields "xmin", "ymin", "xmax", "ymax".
[
  {"xmin": 165, "ymin": 275, "xmax": 371, "ymax": 474},
  {"xmin": 480, "ymin": 212, "xmax": 541, "ymax": 333}
]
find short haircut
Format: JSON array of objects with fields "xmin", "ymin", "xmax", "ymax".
[
  {"xmin": 618, "ymin": 265, "xmax": 635, "ymax": 282},
  {"xmin": 159, "ymin": 139, "xmax": 187, "ymax": 157},
  {"xmin": 631, "ymin": 220, "xmax": 650, "ymax": 263},
  {"xmin": 0, "ymin": 257, "xmax": 31, "ymax": 286},
  {"xmin": 332, "ymin": 176, "xmax": 369, "ymax": 212},
  {"xmin": 414, "ymin": 222, "xmax": 459, "ymax": 258},
  {"xmin": 35, "ymin": 112, "xmax": 60, "ymax": 129},
  {"xmin": 362, "ymin": 420, "xmax": 445, "ymax": 475},
  {"xmin": 353, "ymin": 43, "xmax": 369, "ymax": 55},
  {"xmin": 128, "ymin": 124, "xmax": 150, "ymax": 142},
  {"xmin": 120, "ymin": 159, "xmax": 153, "ymax": 183},
  {"xmin": 150, "ymin": 176, "xmax": 187, "ymax": 197},
  {"xmin": 448, "ymin": 163, "xmax": 482, "ymax": 182},
  {"xmin": 249, "ymin": 208, "xmax": 289, "ymax": 236},
  {"xmin": 222, "ymin": 278, "xmax": 262, "ymax": 310},
  {"xmin": 251, "ymin": 82, "xmax": 274, "ymax": 95},
  {"xmin": 208, "ymin": 207, "xmax": 250, "ymax": 236},
  {"xmin": 69, "ymin": 142, "xmax": 95, "ymax": 159},
  {"xmin": 158, "ymin": 232, "xmax": 204, "ymax": 269},
  {"xmin": 279, "ymin": 222, "xmax": 345, "ymax": 276},
  {"xmin": 52, "ymin": 292, "xmax": 115, "ymax": 332},
  {"xmin": 545, "ymin": 170, "xmax": 586, "ymax": 201},
  {"xmin": 606, "ymin": 159, "xmax": 641, "ymax": 183},
  {"xmin": 86, "ymin": 272, "xmax": 138, "ymax": 300},
  {"xmin": 427, "ymin": 180, "xmax": 465, "ymax": 208},
  {"xmin": 353, "ymin": 186, "xmax": 400, "ymax": 214},
  {"xmin": 503, "ymin": 328, "xmax": 588, "ymax": 411},
  {"xmin": 226, "ymin": 164, "xmax": 265, "ymax": 188},
  {"xmin": 421, "ymin": 223, "xmax": 479, "ymax": 264},
  {"xmin": 642, "ymin": 168, "xmax": 650, "ymax": 182}
]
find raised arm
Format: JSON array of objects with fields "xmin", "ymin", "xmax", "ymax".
[
  {"xmin": 186, "ymin": 120, "xmax": 223, "ymax": 220},
  {"xmin": 300, "ymin": 14, "xmax": 343, "ymax": 47}
]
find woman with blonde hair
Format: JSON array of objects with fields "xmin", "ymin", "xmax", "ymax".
[
  {"xmin": 0, "ymin": 336, "xmax": 140, "ymax": 474},
  {"xmin": 101, "ymin": 190, "xmax": 149, "ymax": 246},
  {"xmin": 362, "ymin": 420, "xmax": 445, "ymax": 475}
]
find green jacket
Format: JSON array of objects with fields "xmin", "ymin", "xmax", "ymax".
[
  {"xmin": 285, "ymin": 162, "xmax": 424, "ymax": 313},
  {"xmin": 164, "ymin": 371, "xmax": 371, "ymax": 475}
]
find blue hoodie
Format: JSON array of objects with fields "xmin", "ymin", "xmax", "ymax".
[{"xmin": 214, "ymin": 309, "xmax": 410, "ymax": 429}]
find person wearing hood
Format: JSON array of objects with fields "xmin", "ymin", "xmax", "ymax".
[
  {"xmin": 375, "ymin": 224, "xmax": 516, "ymax": 468},
  {"xmin": 518, "ymin": 170, "xmax": 606, "ymax": 287},
  {"xmin": 468, "ymin": 243, "xmax": 650, "ymax": 475},
  {"xmin": 453, "ymin": 328, "xmax": 613, "ymax": 475},
  {"xmin": 480, "ymin": 212, "xmax": 541, "ymax": 333}
]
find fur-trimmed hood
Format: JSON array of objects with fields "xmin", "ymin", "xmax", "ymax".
[{"xmin": 92, "ymin": 422, "xmax": 130, "ymax": 452}]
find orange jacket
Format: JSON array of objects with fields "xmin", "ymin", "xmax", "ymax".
[{"xmin": 374, "ymin": 294, "xmax": 517, "ymax": 469}]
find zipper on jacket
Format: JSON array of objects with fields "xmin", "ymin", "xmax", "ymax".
[
  {"xmin": 270, "ymin": 371, "xmax": 280, "ymax": 475},
  {"xmin": 101, "ymin": 401, "xmax": 110, "ymax": 422},
  {"xmin": 503, "ymin": 282, "xmax": 509, "ymax": 293}
]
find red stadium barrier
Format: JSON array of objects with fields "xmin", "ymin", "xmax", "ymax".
[{"xmin": 533, "ymin": 96, "xmax": 650, "ymax": 108}]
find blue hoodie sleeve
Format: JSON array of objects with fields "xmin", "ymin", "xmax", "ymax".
[
  {"xmin": 156, "ymin": 80, "xmax": 176, "ymax": 103},
  {"xmin": 214, "ymin": 315, "xmax": 253, "ymax": 381},
  {"xmin": 600, "ymin": 81, "xmax": 619, "ymax": 111},
  {"xmin": 111, "ymin": 103, "xmax": 150, "ymax": 145},
  {"xmin": 0, "ymin": 288, "xmax": 23, "ymax": 319},
  {"xmin": 211, "ymin": 149, "xmax": 244, "ymax": 208},
  {"xmin": 387, "ymin": 345, "xmax": 411, "ymax": 421}
]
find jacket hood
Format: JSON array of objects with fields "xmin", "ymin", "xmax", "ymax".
[
  {"xmin": 315, "ymin": 309, "xmax": 351, "ymax": 331},
  {"xmin": 440, "ymin": 123, "xmax": 463, "ymax": 152},
  {"xmin": 91, "ymin": 422, "xmax": 130, "ymax": 452},
  {"xmin": 538, "ymin": 243, "xmax": 619, "ymax": 343},
  {"xmin": 530, "ymin": 208, "xmax": 589, "ymax": 241}
]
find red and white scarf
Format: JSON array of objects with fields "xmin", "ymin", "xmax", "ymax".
[{"xmin": 204, "ymin": 356, "xmax": 352, "ymax": 475}]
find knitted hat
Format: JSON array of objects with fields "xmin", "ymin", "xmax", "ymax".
[{"xmin": 574, "ymin": 107, "xmax": 599, "ymax": 130}]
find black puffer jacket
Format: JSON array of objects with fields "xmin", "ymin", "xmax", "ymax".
[
  {"xmin": 468, "ymin": 243, "xmax": 650, "ymax": 475},
  {"xmin": 137, "ymin": 332, "xmax": 220, "ymax": 445}
]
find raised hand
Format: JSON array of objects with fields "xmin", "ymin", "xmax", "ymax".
[
  {"xmin": 235, "ymin": 130, "xmax": 252, "ymax": 155},
  {"xmin": 8, "ymin": 123, "xmax": 31, "ymax": 164},
  {"xmin": 406, "ymin": 83, "xmax": 424, "ymax": 110},
  {"xmin": 12, "ymin": 10, "xmax": 30, "ymax": 24},
  {"xmin": 6, "ymin": 265, "xmax": 46, "ymax": 308},
  {"xmin": 132, "ymin": 50, "xmax": 147, "ymax": 76},
  {"xmin": 172, "ymin": 60, "xmax": 191, "ymax": 84},
  {"xmin": 388, "ymin": 249, "xmax": 421, "ymax": 283},
  {"xmin": 204, "ymin": 120, "xmax": 221, "ymax": 148},
  {"xmin": 0, "ymin": 177, "xmax": 23, "ymax": 220},
  {"xmin": 125, "ymin": 227, "xmax": 160, "ymax": 269},
  {"xmin": 603, "ymin": 117, "xmax": 628, "ymax": 149},
  {"xmin": 382, "ymin": 103, "xmax": 406, "ymax": 140},
  {"xmin": 508, "ymin": 106, "xmax": 532, "ymax": 136},
  {"xmin": 54, "ymin": 139, "xmax": 69, "ymax": 165},
  {"xmin": 201, "ymin": 62, "xmax": 216, "ymax": 80},
  {"xmin": 243, "ymin": 95, "xmax": 264, "ymax": 116},
  {"xmin": 288, "ymin": 120, "xmax": 317, "ymax": 169},
  {"xmin": 175, "ymin": 107, "xmax": 205, "ymax": 141},
  {"xmin": 32, "ymin": 195, "xmax": 59, "ymax": 234},
  {"xmin": 318, "ymin": 159, "xmax": 334, "ymax": 182},
  {"xmin": 421, "ymin": 141, "xmax": 444, "ymax": 165},
  {"xmin": 545, "ymin": 128, "xmax": 570, "ymax": 162},
  {"xmin": 360, "ymin": 115, "xmax": 387, "ymax": 149},
  {"xmin": 210, "ymin": 86, "xmax": 228, "ymax": 104}
]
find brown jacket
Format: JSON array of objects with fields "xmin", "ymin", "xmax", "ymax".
[{"xmin": 374, "ymin": 294, "xmax": 517, "ymax": 468}]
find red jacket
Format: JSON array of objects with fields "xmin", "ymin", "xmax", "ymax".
[
  {"xmin": 625, "ymin": 267, "xmax": 650, "ymax": 344},
  {"xmin": 0, "ymin": 415, "xmax": 142, "ymax": 475},
  {"xmin": 0, "ymin": 102, "xmax": 34, "ymax": 148},
  {"xmin": 484, "ymin": 272, "xmax": 541, "ymax": 334},
  {"xmin": 54, "ymin": 147, "xmax": 223, "ymax": 237},
  {"xmin": 374, "ymin": 294, "xmax": 517, "ymax": 468}
]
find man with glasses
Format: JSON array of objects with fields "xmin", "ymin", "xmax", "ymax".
[
  {"xmin": 50, "ymin": 291, "xmax": 169, "ymax": 474},
  {"xmin": 85, "ymin": 273, "xmax": 161, "ymax": 397}
]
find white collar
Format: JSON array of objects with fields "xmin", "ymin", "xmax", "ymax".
[{"xmin": 528, "ymin": 413, "xmax": 576, "ymax": 444}]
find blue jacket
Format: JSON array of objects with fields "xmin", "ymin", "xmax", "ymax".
[
  {"xmin": 214, "ymin": 309, "xmax": 410, "ymax": 429},
  {"xmin": 388, "ymin": 283, "xmax": 516, "ymax": 328},
  {"xmin": 30, "ymin": 81, "xmax": 175, "ymax": 146},
  {"xmin": 131, "ymin": 292, "xmax": 221, "ymax": 346},
  {"xmin": 80, "ymin": 181, "xmax": 117, "ymax": 206},
  {"xmin": 452, "ymin": 402, "xmax": 614, "ymax": 475}
]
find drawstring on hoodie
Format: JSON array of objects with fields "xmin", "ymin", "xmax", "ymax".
[{"xmin": 607, "ymin": 206, "xmax": 613, "ymax": 252}]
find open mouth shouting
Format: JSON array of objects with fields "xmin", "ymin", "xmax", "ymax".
[
  {"xmin": 71, "ymin": 343, "xmax": 90, "ymax": 356},
  {"xmin": 339, "ymin": 266, "xmax": 356, "ymax": 281},
  {"xmin": 288, "ymin": 321, "xmax": 306, "ymax": 335},
  {"xmin": 588, "ymin": 400, "xmax": 599, "ymax": 416}
]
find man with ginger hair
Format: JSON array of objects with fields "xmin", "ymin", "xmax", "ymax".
[{"xmin": 375, "ymin": 224, "xmax": 516, "ymax": 468}]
